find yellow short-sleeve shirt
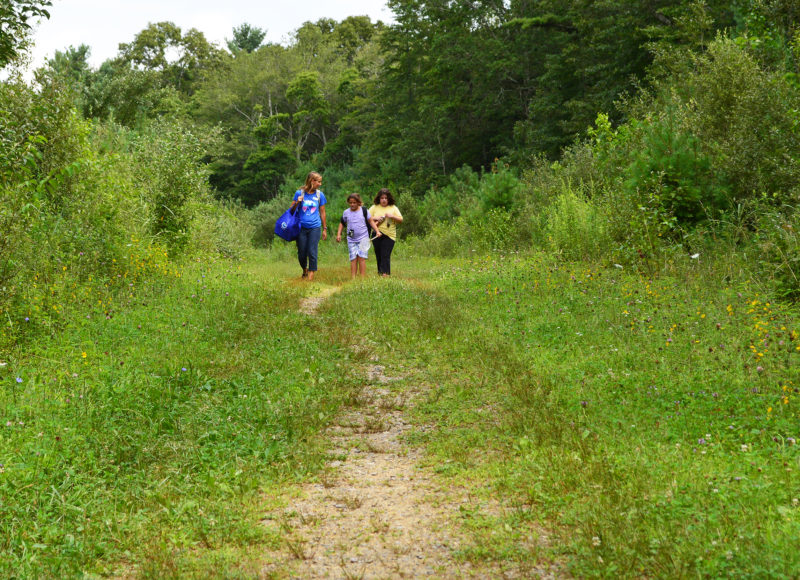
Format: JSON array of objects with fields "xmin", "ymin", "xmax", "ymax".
[{"xmin": 368, "ymin": 204, "xmax": 402, "ymax": 241}]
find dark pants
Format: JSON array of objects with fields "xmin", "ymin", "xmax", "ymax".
[
  {"xmin": 372, "ymin": 236, "xmax": 395, "ymax": 275},
  {"xmin": 297, "ymin": 226, "xmax": 322, "ymax": 271}
]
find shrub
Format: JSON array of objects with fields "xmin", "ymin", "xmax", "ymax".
[
  {"xmin": 250, "ymin": 197, "xmax": 289, "ymax": 247},
  {"xmin": 477, "ymin": 161, "xmax": 524, "ymax": 212},
  {"xmin": 546, "ymin": 184, "xmax": 612, "ymax": 261},
  {"xmin": 131, "ymin": 120, "xmax": 211, "ymax": 253},
  {"xmin": 643, "ymin": 36, "xmax": 800, "ymax": 208},
  {"xmin": 394, "ymin": 190, "xmax": 425, "ymax": 239},
  {"xmin": 624, "ymin": 119, "xmax": 728, "ymax": 224}
]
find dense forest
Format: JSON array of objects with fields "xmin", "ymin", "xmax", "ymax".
[{"xmin": 2, "ymin": 1, "xmax": 800, "ymax": 576}]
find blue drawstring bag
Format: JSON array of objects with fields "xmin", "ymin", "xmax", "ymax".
[{"xmin": 274, "ymin": 206, "xmax": 301, "ymax": 241}]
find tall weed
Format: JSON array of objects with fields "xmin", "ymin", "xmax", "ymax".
[{"xmin": 545, "ymin": 184, "xmax": 612, "ymax": 261}]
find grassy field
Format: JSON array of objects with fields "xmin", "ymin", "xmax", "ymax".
[
  {"xmin": 327, "ymin": 250, "xmax": 800, "ymax": 578},
  {"xmin": 2, "ymin": 243, "xmax": 799, "ymax": 577},
  {"xmin": 0, "ymin": 248, "xmax": 363, "ymax": 577}
]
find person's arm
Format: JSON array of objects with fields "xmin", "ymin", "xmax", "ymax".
[
  {"xmin": 368, "ymin": 216, "xmax": 382, "ymax": 237},
  {"xmin": 291, "ymin": 191, "xmax": 303, "ymax": 208},
  {"xmin": 320, "ymin": 205, "xmax": 327, "ymax": 239},
  {"xmin": 386, "ymin": 207, "xmax": 403, "ymax": 223}
]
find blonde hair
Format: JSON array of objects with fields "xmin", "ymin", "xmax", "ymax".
[{"xmin": 302, "ymin": 171, "xmax": 322, "ymax": 193}]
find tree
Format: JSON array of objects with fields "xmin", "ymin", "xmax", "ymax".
[
  {"xmin": 363, "ymin": 0, "xmax": 526, "ymax": 190},
  {"xmin": 117, "ymin": 22, "xmax": 224, "ymax": 96},
  {"xmin": 0, "ymin": 0, "xmax": 51, "ymax": 67},
  {"xmin": 226, "ymin": 23, "xmax": 267, "ymax": 54}
]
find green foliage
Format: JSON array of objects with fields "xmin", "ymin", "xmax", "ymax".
[
  {"xmin": 639, "ymin": 36, "xmax": 800, "ymax": 207},
  {"xmin": 0, "ymin": 0, "xmax": 51, "ymax": 67},
  {"xmin": 249, "ymin": 196, "xmax": 290, "ymax": 247},
  {"xmin": 117, "ymin": 22, "xmax": 224, "ymax": 96},
  {"xmin": 130, "ymin": 120, "xmax": 213, "ymax": 252},
  {"xmin": 332, "ymin": 253, "xmax": 800, "ymax": 577},
  {"xmin": 753, "ymin": 203, "xmax": 800, "ymax": 299},
  {"xmin": 625, "ymin": 120, "xmax": 727, "ymax": 223},
  {"xmin": 478, "ymin": 162, "xmax": 523, "ymax": 212},
  {"xmin": 545, "ymin": 184, "xmax": 612, "ymax": 261},
  {"xmin": 226, "ymin": 23, "xmax": 267, "ymax": 54},
  {"xmin": 237, "ymin": 143, "xmax": 296, "ymax": 206}
]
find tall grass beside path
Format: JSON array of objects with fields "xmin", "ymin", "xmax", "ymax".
[{"xmin": 0, "ymin": 252, "xmax": 361, "ymax": 577}]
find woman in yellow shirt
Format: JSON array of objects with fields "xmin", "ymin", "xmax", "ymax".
[{"xmin": 368, "ymin": 188, "xmax": 403, "ymax": 277}]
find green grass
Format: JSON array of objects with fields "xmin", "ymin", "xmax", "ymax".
[
  {"xmin": 0, "ymin": 250, "xmax": 362, "ymax": 577},
  {"xmin": 3, "ymin": 244, "xmax": 799, "ymax": 577},
  {"xmin": 324, "ymin": 251, "xmax": 800, "ymax": 578}
]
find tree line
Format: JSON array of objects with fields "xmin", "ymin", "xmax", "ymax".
[
  {"xmin": 15, "ymin": 1, "xmax": 792, "ymax": 205},
  {"xmin": 2, "ymin": 0, "xmax": 799, "ymax": 302}
]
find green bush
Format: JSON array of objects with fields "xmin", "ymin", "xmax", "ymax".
[
  {"xmin": 188, "ymin": 198, "xmax": 254, "ymax": 259},
  {"xmin": 643, "ymin": 36, "xmax": 800, "ymax": 207},
  {"xmin": 624, "ymin": 120, "xmax": 728, "ymax": 224},
  {"xmin": 249, "ymin": 197, "xmax": 289, "ymax": 247},
  {"xmin": 546, "ymin": 184, "xmax": 612, "ymax": 261},
  {"xmin": 131, "ymin": 120, "xmax": 211, "ymax": 253},
  {"xmin": 394, "ymin": 190, "xmax": 425, "ymax": 239},
  {"xmin": 477, "ymin": 161, "xmax": 523, "ymax": 212}
]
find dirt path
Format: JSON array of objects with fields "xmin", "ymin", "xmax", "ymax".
[{"xmin": 258, "ymin": 290, "xmax": 561, "ymax": 578}]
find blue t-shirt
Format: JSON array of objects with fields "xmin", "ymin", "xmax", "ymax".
[{"xmin": 293, "ymin": 189, "xmax": 327, "ymax": 229}]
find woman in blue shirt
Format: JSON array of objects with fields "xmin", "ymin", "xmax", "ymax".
[{"xmin": 290, "ymin": 171, "xmax": 328, "ymax": 281}]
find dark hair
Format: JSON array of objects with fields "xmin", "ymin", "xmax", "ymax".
[
  {"xmin": 373, "ymin": 188, "xmax": 395, "ymax": 206},
  {"xmin": 346, "ymin": 193, "xmax": 363, "ymax": 205}
]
